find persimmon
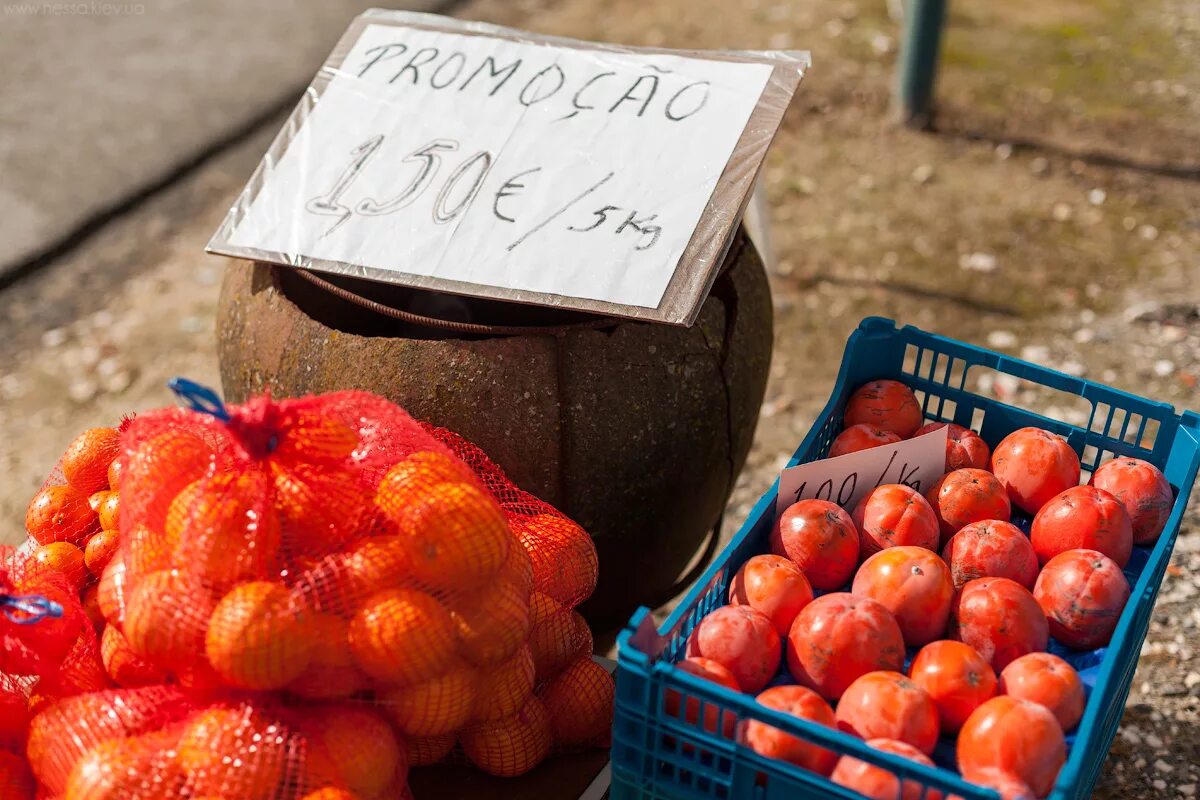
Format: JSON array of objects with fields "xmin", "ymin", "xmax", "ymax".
[
  {"xmin": 852, "ymin": 484, "xmax": 940, "ymax": 556},
  {"xmin": 770, "ymin": 499, "xmax": 859, "ymax": 590},
  {"xmin": 991, "ymin": 428, "xmax": 1080, "ymax": 514},
  {"xmin": 836, "ymin": 671, "xmax": 940, "ymax": 755},
  {"xmin": 686, "ymin": 605, "xmax": 781, "ymax": 694},
  {"xmin": 925, "ymin": 468, "xmax": 1011, "ymax": 544},
  {"xmin": 1091, "ymin": 457, "xmax": 1172, "ymax": 545},
  {"xmin": 942, "ymin": 520, "xmax": 1039, "ymax": 590},
  {"xmin": 349, "ymin": 587, "xmax": 457, "ymax": 685},
  {"xmin": 908, "ymin": 640, "xmax": 997, "ymax": 733},
  {"xmin": 844, "ymin": 380, "xmax": 923, "ymax": 438},
  {"xmin": 460, "ymin": 695, "xmax": 553, "ymax": 777},
  {"xmin": 728, "ymin": 554, "xmax": 813, "ymax": 637},
  {"xmin": 25, "ymin": 484, "xmax": 97, "ymax": 546},
  {"xmin": 1033, "ymin": 549, "xmax": 1130, "ymax": 649},
  {"xmin": 831, "ymin": 738, "xmax": 941, "ymax": 800},
  {"xmin": 829, "ymin": 424, "xmax": 902, "ymax": 458},
  {"xmin": 786, "ymin": 593, "xmax": 905, "ymax": 701},
  {"xmin": 958, "ymin": 696, "xmax": 1066, "ymax": 798},
  {"xmin": 745, "ymin": 685, "xmax": 838, "ymax": 774},
  {"xmin": 206, "ymin": 580, "xmax": 312, "ymax": 690},
  {"xmin": 664, "ymin": 657, "xmax": 740, "ymax": 737},
  {"xmin": 1030, "ymin": 486, "xmax": 1133, "ymax": 568},
  {"xmin": 950, "ymin": 577, "xmax": 1048, "ymax": 671},
  {"xmin": 998, "ymin": 652, "xmax": 1085, "ymax": 732},
  {"xmin": 61, "ymin": 427, "xmax": 120, "ymax": 496},
  {"xmin": 914, "ymin": 422, "xmax": 990, "ymax": 471},
  {"xmin": 852, "ymin": 546, "xmax": 953, "ymax": 647},
  {"xmin": 965, "ymin": 767, "xmax": 1037, "ymax": 800}
]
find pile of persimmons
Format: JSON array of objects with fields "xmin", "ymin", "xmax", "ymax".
[
  {"xmin": 680, "ymin": 379, "xmax": 1173, "ymax": 800},
  {"xmin": 3, "ymin": 389, "xmax": 611, "ymax": 800}
]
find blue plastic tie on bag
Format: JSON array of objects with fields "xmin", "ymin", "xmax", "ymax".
[
  {"xmin": 169, "ymin": 377, "xmax": 230, "ymax": 422},
  {"xmin": 0, "ymin": 593, "xmax": 64, "ymax": 625}
]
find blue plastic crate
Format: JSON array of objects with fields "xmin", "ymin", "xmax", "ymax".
[{"xmin": 612, "ymin": 317, "xmax": 1200, "ymax": 800}]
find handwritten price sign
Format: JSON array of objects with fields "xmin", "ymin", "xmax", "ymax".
[
  {"xmin": 775, "ymin": 426, "xmax": 949, "ymax": 519},
  {"xmin": 209, "ymin": 12, "xmax": 807, "ymax": 325}
]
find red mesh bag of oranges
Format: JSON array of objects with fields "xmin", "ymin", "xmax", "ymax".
[{"xmin": 8, "ymin": 379, "xmax": 610, "ymax": 798}]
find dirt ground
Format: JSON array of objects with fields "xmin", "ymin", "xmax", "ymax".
[{"xmin": 1, "ymin": 0, "xmax": 1198, "ymax": 794}]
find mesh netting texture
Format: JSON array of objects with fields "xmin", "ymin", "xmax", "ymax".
[{"xmin": 2, "ymin": 386, "xmax": 613, "ymax": 800}]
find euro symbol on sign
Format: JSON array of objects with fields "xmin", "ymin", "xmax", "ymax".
[{"xmin": 492, "ymin": 167, "xmax": 542, "ymax": 223}]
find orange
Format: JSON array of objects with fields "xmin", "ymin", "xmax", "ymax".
[
  {"xmin": 177, "ymin": 706, "xmax": 287, "ymax": 800},
  {"xmin": 0, "ymin": 751, "xmax": 34, "ymax": 800},
  {"xmin": 472, "ymin": 646, "xmax": 535, "ymax": 722},
  {"xmin": 272, "ymin": 462, "xmax": 367, "ymax": 557},
  {"xmin": 122, "ymin": 522, "xmax": 176, "ymax": 578},
  {"xmin": 100, "ymin": 625, "xmax": 168, "ymax": 688},
  {"xmin": 61, "ymin": 427, "xmax": 120, "ymax": 496},
  {"xmin": 84, "ymin": 529, "xmax": 121, "ymax": 576},
  {"xmin": 381, "ymin": 663, "xmax": 478, "ymax": 736},
  {"xmin": 502, "ymin": 533, "xmax": 534, "ymax": 595},
  {"xmin": 376, "ymin": 480, "xmax": 510, "ymax": 592},
  {"xmin": 287, "ymin": 613, "xmax": 368, "ymax": 700},
  {"xmin": 405, "ymin": 733, "xmax": 456, "ymax": 767},
  {"xmin": 376, "ymin": 452, "xmax": 475, "ymax": 502},
  {"xmin": 448, "ymin": 578, "xmax": 531, "ymax": 666},
  {"xmin": 124, "ymin": 568, "xmax": 214, "ymax": 667},
  {"xmin": 348, "ymin": 588, "xmax": 457, "ymax": 685},
  {"xmin": 206, "ymin": 581, "xmax": 312, "ymax": 690},
  {"xmin": 25, "ymin": 484, "xmax": 97, "ymax": 546},
  {"xmin": 273, "ymin": 412, "xmax": 359, "ymax": 464},
  {"xmin": 89, "ymin": 489, "xmax": 112, "ymax": 513},
  {"xmin": 168, "ymin": 473, "xmax": 282, "ymax": 590},
  {"xmin": 96, "ymin": 555, "xmax": 128, "ymax": 627},
  {"xmin": 528, "ymin": 591, "xmax": 583, "ymax": 682},
  {"xmin": 301, "ymin": 789, "xmax": 363, "ymax": 800},
  {"xmin": 107, "ymin": 455, "xmax": 124, "ymax": 491},
  {"xmin": 460, "ymin": 695, "xmax": 553, "ymax": 777},
  {"xmin": 122, "ymin": 429, "xmax": 214, "ymax": 528},
  {"xmin": 29, "ymin": 542, "xmax": 87, "ymax": 592},
  {"xmin": 305, "ymin": 704, "xmax": 403, "ymax": 799},
  {"xmin": 63, "ymin": 730, "xmax": 185, "ymax": 799},
  {"xmin": 97, "ymin": 492, "xmax": 121, "ymax": 532},
  {"xmin": 538, "ymin": 657, "xmax": 614, "ymax": 748},
  {"xmin": 514, "ymin": 514, "xmax": 598, "ymax": 606},
  {"xmin": 80, "ymin": 583, "xmax": 105, "ymax": 631}
]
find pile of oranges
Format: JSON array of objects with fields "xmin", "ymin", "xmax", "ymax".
[{"xmin": 4, "ymin": 389, "xmax": 613, "ymax": 800}]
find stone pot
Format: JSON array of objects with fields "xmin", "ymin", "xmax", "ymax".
[{"xmin": 216, "ymin": 231, "xmax": 772, "ymax": 629}]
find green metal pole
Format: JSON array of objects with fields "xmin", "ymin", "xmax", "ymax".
[{"xmin": 896, "ymin": 0, "xmax": 947, "ymax": 129}]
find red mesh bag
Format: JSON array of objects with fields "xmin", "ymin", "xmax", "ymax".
[{"xmin": 10, "ymin": 380, "xmax": 610, "ymax": 797}]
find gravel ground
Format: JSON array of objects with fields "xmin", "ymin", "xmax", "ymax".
[{"xmin": 0, "ymin": 0, "xmax": 1197, "ymax": 793}]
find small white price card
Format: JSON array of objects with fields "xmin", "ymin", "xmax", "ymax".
[
  {"xmin": 776, "ymin": 426, "xmax": 949, "ymax": 518},
  {"xmin": 208, "ymin": 11, "xmax": 808, "ymax": 325}
]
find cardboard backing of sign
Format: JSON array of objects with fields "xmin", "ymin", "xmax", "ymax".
[{"xmin": 207, "ymin": 10, "xmax": 808, "ymax": 326}]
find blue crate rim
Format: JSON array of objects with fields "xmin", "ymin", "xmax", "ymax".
[{"xmin": 616, "ymin": 316, "xmax": 1200, "ymax": 800}]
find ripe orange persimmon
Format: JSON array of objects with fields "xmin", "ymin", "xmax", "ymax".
[
  {"xmin": 745, "ymin": 685, "xmax": 838, "ymax": 774},
  {"xmin": 908, "ymin": 640, "xmax": 997, "ymax": 734},
  {"xmin": 925, "ymin": 468, "xmax": 1011, "ymax": 544},
  {"xmin": 991, "ymin": 428, "xmax": 1080, "ymax": 515},
  {"xmin": 829, "ymin": 424, "xmax": 902, "ymax": 458},
  {"xmin": 381, "ymin": 481, "xmax": 511, "ymax": 592},
  {"xmin": 686, "ymin": 605, "xmax": 781, "ymax": 694},
  {"xmin": 513, "ymin": 514, "xmax": 599, "ymax": 606},
  {"xmin": 168, "ymin": 473, "xmax": 283, "ymax": 590},
  {"xmin": 537, "ymin": 657, "xmax": 615, "ymax": 748},
  {"xmin": 1091, "ymin": 457, "xmax": 1173, "ymax": 545},
  {"xmin": 664, "ymin": 657, "xmax": 741, "ymax": 738},
  {"xmin": 831, "ymin": 738, "xmax": 941, "ymax": 800},
  {"xmin": 835, "ymin": 671, "xmax": 940, "ymax": 755},
  {"xmin": 62, "ymin": 427, "xmax": 120, "ymax": 496},
  {"xmin": 1030, "ymin": 486, "xmax": 1133, "ymax": 568},
  {"xmin": 1033, "ymin": 549, "xmax": 1130, "ymax": 650},
  {"xmin": 728, "ymin": 554, "xmax": 813, "ymax": 637},
  {"xmin": 460, "ymin": 695, "xmax": 553, "ymax": 777},
  {"xmin": 852, "ymin": 546, "xmax": 953, "ymax": 647},
  {"xmin": 787, "ymin": 593, "xmax": 905, "ymax": 701},
  {"xmin": 206, "ymin": 580, "xmax": 312, "ymax": 690},
  {"xmin": 26, "ymin": 484, "xmax": 97, "ymax": 546},
  {"xmin": 914, "ymin": 422, "xmax": 990, "ymax": 471},
  {"xmin": 286, "ymin": 613, "xmax": 367, "ymax": 700},
  {"xmin": 770, "ymin": 499, "xmax": 860, "ymax": 590},
  {"xmin": 349, "ymin": 588, "xmax": 457, "ymax": 685},
  {"xmin": 123, "ymin": 568, "xmax": 214, "ymax": 667},
  {"xmin": 178, "ymin": 706, "xmax": 288, "ymax": 800},
  {"xmin": 958, "ymin": 696, "xmax": 1066, "ymax": 798},
  {"xmin": 844, "ymin": 380, "xmax": 923, "ymax": 438},
  {"xmin": 852, "ymin": 484, "xmax": 940, "ymax": 556},
  {"xmin": 942, "ymin": 520, "xmax": 1039, "ymax": 591},
  {"xmin": 382, "ymin": 662, "xmax": 478, "ymax": 736},
  {"xmin": 951, "ymin": 577, "xmax": 1048, "ymax": 671},
  {"xmin": 473, "ymin": 645, "xmax": 536, "ymax": 722},
  {"xmin": 998, "ymin": 652, "xmax": 1085, "ymax": 732}
]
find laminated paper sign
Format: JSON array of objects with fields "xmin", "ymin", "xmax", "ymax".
[{"xmin": 208, "ymin": 10, "xmax": 809, "ymax": 325}]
